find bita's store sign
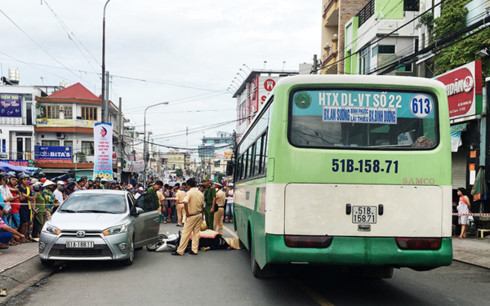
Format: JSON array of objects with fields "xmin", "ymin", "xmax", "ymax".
[{"xmin": 434, "ymin": 60, "xmax": 482, "ymax": 121}]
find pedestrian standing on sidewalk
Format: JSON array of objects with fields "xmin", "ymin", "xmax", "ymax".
[
  {"xmin": 203, "ymin": 179, "xmax": 216, "ymax": 230},
  {"xmin": 32, "ymin": 184, "xmax": 46, "ymax": 238},
  {"xmin": 213, "ymin": 183, "xmax": 226, "ymax": 235},
  {"xmin": 172, "ymin": 178, "xmax": 204, "ymax": 256},
  {"xmin": 8, "ymin": 176, "xmax": 21, "ymax": 231},
  {"xmin": 53, "ymin": 182, "xmax": 65, "ymax": 205},
  {"xmin": 16, "ymin": 174, "xmax": 35, "ymax": 240},
  {"xmin": 157, "ymin": 187, "xmax": 165, "ymax": 223},
  {"xmin": 457, "ymin": 188, "xmax": 471, "ymax": 239},
  {"xmin": 0, "ymin": 174, "xmax": 18, "ymax": 226},
  {"xmin": 175, "ymin": 183, "xmax": 186, "ymax": 227},
  {"xmin": 225, "ymin": 183, "xmax": 234, "ymax": 223}
]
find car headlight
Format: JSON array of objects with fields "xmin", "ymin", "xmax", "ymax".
[
  {"xmin": 42, "ymin": 223, "xmax": 61, "ymax": 235},
  {"xmin": 103, "ymin": 223, "xmax": 130, "ymax": 236}
]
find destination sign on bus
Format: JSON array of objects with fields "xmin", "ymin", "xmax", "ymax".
[{"xmin": 292, "ymin": 89, "xmax": 434, "ymax": 122}]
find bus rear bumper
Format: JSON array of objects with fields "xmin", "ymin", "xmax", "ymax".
[{"xmin": 266, "ymin": 235, "xmax": 453, "ymax": 268}]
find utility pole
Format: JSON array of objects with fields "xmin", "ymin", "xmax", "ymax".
[
  {"xmin": 105, "ymin": 71, "xmax": 110, "ymax": 123},
  {"xmin": 117, "ymin": 97, "xmax": 123, "ymax": 182},
  {"xmin": 101, "ymin": 0, "xmax": 110, "ymax": 123}
]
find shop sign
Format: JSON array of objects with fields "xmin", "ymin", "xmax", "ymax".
[
  {"xmin": 93, "ymin": 122, "xmax": 113, "ymax": 180},
  {"xmin": 34, "ymin": 146, "xmax": 72, "ymax": 163},
  {"xmin": 2, "ymin": 160, "xmax": 29, "ymax": 167},
  {"xmin": 0, "ymin": 94, "xmax": 22, "ymax": 117},
  {"xmin": 36, "ymin": 118, "xmax": 97, "ymax": 128},
  {"xmin": 434, "ymin": 60, "xmax": 482, "ymax": 120}
]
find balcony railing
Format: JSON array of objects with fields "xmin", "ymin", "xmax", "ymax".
[{"xmin": 357, "ymin": 0, "xmax": 375, "ymax": 28}]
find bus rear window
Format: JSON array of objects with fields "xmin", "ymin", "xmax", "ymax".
[{"xmin": 289, "ymin": 89, "xmax": 438, "ymax": 150}]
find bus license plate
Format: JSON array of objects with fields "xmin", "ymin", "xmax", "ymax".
[
  {"xmin": 66, "ymin": 241, "xmax": 94, "ymax": 248},
  {"xmin": 352, "ymin": 206, "xmax": 377, "ymax": 224}
]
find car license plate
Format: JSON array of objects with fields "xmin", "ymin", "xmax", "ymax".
[
  {"xmin": 66, "ymin": 241, "xmax": 94, "ymax": 248},
  {"xmin": 352, "ymin": 206, "xmax": 377, "ymax": 224}
]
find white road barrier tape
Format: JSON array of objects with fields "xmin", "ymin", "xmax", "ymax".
[{"xmin": 453, "ymin": 213, "xmax": 490, "ymax": 217}]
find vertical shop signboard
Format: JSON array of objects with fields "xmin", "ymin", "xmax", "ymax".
[{"xmin": 93, "ymin": 122, "xmax": 113, "ymax": 180}]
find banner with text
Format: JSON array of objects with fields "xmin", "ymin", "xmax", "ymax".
[
  {"xmin": 34, "ymin": 146, "xmax": 72, "ymax": 163},
  {"xmin": 0, "ymin": 94, "xmax": 22, "ymax": 117},
  {"xmin": 93, "ymin": 122, "xmax": 113, "ymax": 180}
]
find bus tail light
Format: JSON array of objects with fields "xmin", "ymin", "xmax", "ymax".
[
  {"xmin": 396, "ymin": 238, "xmax": 442, "ymax": 250},
  {"xmin": 284, "ymin": 236, "xmax": 333, "ymax": 248}
]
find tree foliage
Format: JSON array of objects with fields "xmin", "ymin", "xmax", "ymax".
[
  {"xmin": 175, "ymin": 168, "xmax": 183, "ymax": 177},
  {"xmin": 432, "ymin": 0, "xmax": 490, "ymax": 77}
]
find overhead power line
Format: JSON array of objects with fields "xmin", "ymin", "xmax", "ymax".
[{"xmin": 0, "ymin": 8, "xmax": 94, "ymax": 87}]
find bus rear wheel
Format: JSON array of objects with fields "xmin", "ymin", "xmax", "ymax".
[{"xmin": 250, "ymin": 240, "xmax": 275, "ymax": 278}]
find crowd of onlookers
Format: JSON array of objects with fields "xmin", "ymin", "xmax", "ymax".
[{"xmin": 0, "ymin": 171, "xmax": 234, "ymax": 253}]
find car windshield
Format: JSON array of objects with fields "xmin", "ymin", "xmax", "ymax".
[{"xmin": 59, "ymin": 193, "xmax": 127, "ymax": 214}]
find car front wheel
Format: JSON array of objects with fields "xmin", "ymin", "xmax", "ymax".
[{"xmin": 121, "ymin": 237, "xmax": 135, "ymax": 266}]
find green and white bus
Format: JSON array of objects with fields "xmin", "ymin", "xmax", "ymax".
[{"xmin": 233, "ymin": 75, "xmax": 452, "ymax": 278}]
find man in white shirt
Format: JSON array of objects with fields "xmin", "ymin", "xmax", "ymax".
[{"xmin": 53, "ymin": 181, "xmax": 65, "ymax": 205}]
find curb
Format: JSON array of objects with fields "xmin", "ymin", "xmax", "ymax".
[
  {"xmin": 0, "ymin": 257, "xmax": 52, "ymax": 305},
  {"xmin": 453, "ymin": 258, "xmax": 490, "ymax": 270}
]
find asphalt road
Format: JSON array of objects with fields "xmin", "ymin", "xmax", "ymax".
[{"xmin": 7, "ymin": 223, "xmax": 490, "ymax": 306}]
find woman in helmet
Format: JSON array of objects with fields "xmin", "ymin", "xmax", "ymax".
[{"xmin": 32, "ymin": 184, "xmax": 46, "ymax": 239}]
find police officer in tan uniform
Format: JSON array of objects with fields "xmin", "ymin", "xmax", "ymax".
[
  {"xmin": 175, "ymin": 183, "xmax": 186, "ymax": 227},
  {"xmin": 213, "ymin": 183, "xmax": 226, "ymax": 235},
  {"xmin": 172, "ymin": 178, "xmax": 204, "ymax": 256}
]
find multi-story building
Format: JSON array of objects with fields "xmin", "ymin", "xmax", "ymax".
[
  {"xmin": 321, "ymin": 0, "xmax": 371, "ymax": 74},
  {"xmin": 343, "ymin": 0, "xmax": 421, "ymax": 75},
  {"xmin": 0, "ymin": 82, "xmax": 43, "ymax": 163},
  {"xmin": 232, "ymin": 70, "xmax": 298, "ymax": 139},
  {"xmin": 161, "ymin": 149, "xmax": 190, "ymax": 171},
  {"xmin": 34, "ymin": 82, "xmax": 121, "ymax": 178}
]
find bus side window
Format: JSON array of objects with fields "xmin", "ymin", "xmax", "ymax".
[
  {"xmin": 249, "ymin": 144, "xmax": 256, "ymax": 178},
  {"xmin": 255, "ymin": 136, "xmax": 263, "ymax": 176},
  {"xmin": 262, "ymin": 133, "xmax": 268, "ymax": 174}
]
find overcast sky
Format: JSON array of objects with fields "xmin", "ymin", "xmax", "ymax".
[{"xmin": 0, "ymin": 0, "xmax": 321, "ymax": 156}]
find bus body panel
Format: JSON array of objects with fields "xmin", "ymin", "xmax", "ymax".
[
  {"xmin": 284, "ymin": 183, "xmax": 451, "ymax": 237},
  {"xmin": 265, "ymin": 234, "xmax": 453, "ymax": 267}
]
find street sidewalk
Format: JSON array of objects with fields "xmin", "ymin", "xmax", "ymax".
[{"xmin": 452, "ymin": 235, "xmax": 490, "ymax": 269}]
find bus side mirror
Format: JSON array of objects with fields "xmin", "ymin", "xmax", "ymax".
[{"xmin": 226, "ymin": 161, "xmax": 234, "ymax": 176}]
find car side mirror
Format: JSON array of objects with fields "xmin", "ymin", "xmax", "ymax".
[{"xmin": 131, "ymin": 207, "xmax": 144, "ymax": 216}]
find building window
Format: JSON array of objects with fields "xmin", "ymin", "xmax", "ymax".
[
  {"xmin": 42, "ymin": 140, "xmax": 60, "ymax": 146},
  {"xmin": 64, "ymin": 140, "xmax": 73, "ymax": 149},
  {"xmin": 81, "ymin": 107, "xmax": 97, "ymax": 121},
  {"xmin": 378, "ymin": 45, "xmax": 395, "ymax": 54},
  {"xmin": 64, "ymin": 106, "xmax": 73, "ymax": 119},
  {"xmin": 359, "ymin": 47, "xmax": 371, "ymax": 75},
  {"xmin": 81, "ymin": 141, "xmax": 94, "ymax": 156},
  {"xmin": 43, "ymin": 105, "xmax": 60, "ymax": 119},
  {"xmin": 404, "ymin": 0, "xmax": 419, "ymax": 12},
  {"xmin": 396, "ymin": 63, "xmax": 413, "ymax": 72}
]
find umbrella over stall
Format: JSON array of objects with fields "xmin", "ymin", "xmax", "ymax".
[{"xmin": 0, "ymin": 161, "xmax": 32, "ymax": 174}]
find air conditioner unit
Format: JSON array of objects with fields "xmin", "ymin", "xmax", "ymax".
[
  {"xmin": 0, "ymin": 153, "xmax": 7, "ymax": 158},
  {"xmin": 56, "ymin": 132, "xmax": 66, "ymax": 139}
]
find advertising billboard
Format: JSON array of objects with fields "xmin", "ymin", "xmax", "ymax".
[
  {"xmin": 0, "ymin": 94, "xmax": 22, "ymax": 117},
  {"xmin": 93, "ymin": 122, "xmax": 113, "ymax": 180},
  {"xmin": 434, "ymin": 60, "xmax": 482, "ymax": 121},
  {"xmin": 34, "ymin": 146, "xmax": 72, "ymax": 163}
]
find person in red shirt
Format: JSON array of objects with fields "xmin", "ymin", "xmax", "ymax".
[{"xmin": 8, "ymin": 176, "xmax": 21, "ymax": 231}]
